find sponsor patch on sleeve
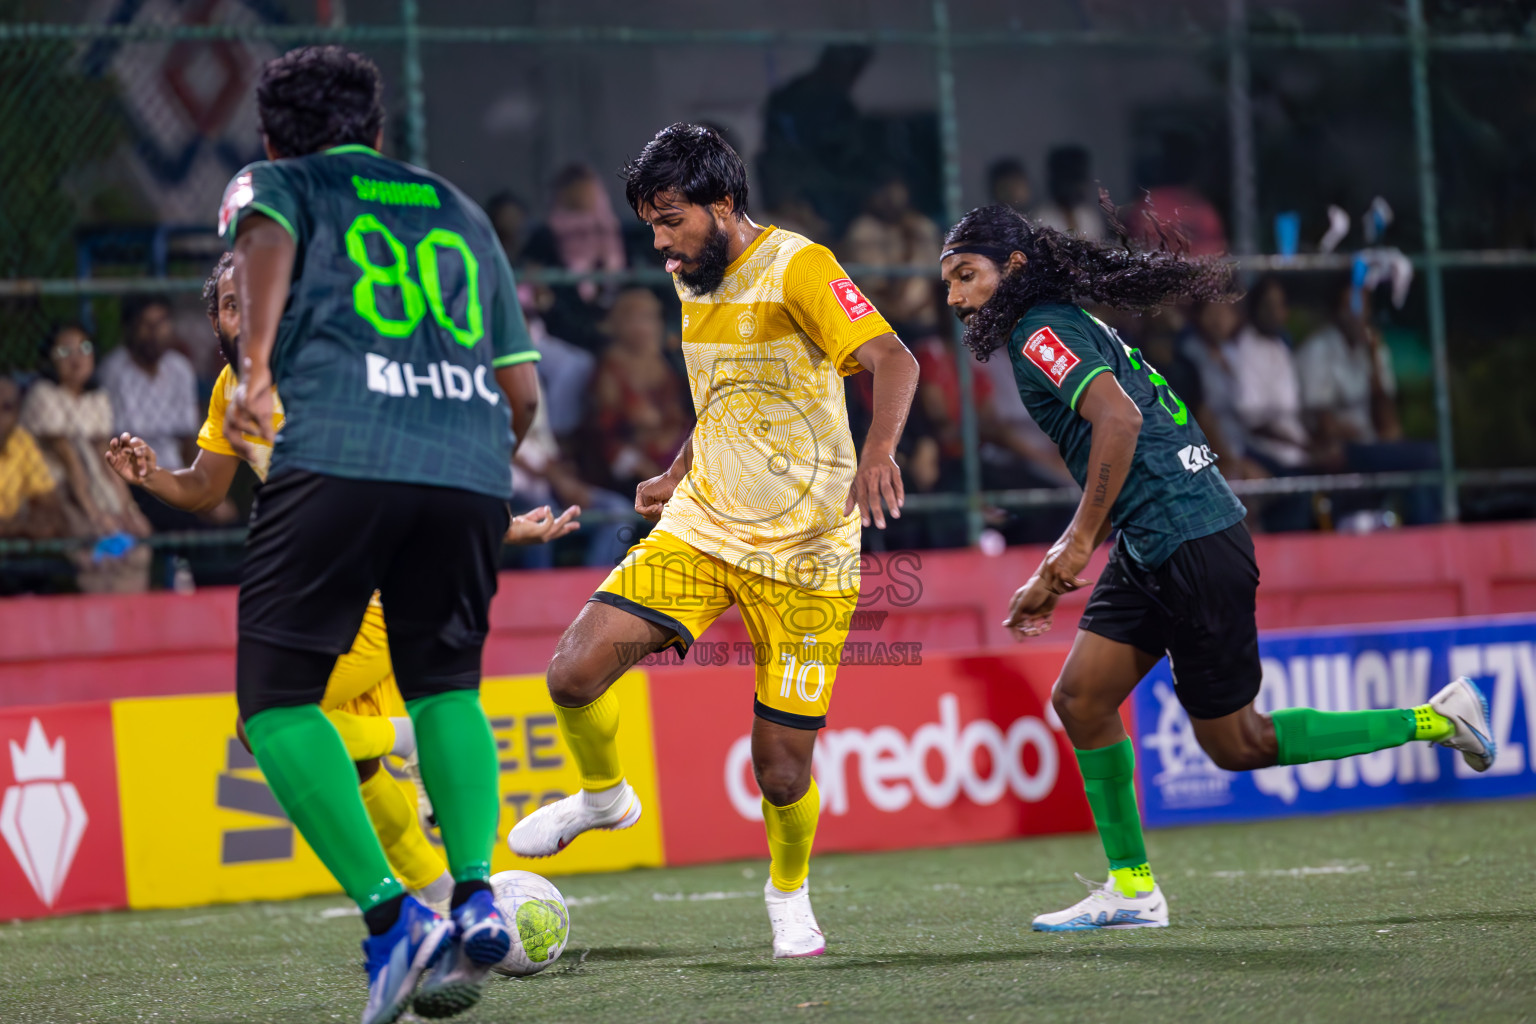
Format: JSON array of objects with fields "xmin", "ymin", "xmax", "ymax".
[
  {"xmin": 1021, "ymin": 326, "xmax": 1080, "ymax": 387},
  {"xmin": 217, "ymin": 172, "xmax": 253, "ymax": 239},
  {"xmin": 828, "ymin": 278, "xmax": 875, "ymax": 322}
]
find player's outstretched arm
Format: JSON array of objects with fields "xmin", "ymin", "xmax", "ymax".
[
  {"xmin": 494, "ymin": 362, "xmax": 541, "ymax": 454},
  {"xmin": 505, "ymin": 504, "xmax": 581, "ymax": 545},
  {"xmin": 225, "ymin": 213, "xmax": 293, "ymax": 462},
  {"xmin": 105, "ymin": 434, "xmax": 241, "ymax": 513},
  {"xmin": 846, "ymin": 333, "xmax": 919, "ymax": 529}
]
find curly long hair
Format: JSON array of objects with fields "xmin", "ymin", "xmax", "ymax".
[{"xmin": 948, "ymin": 199, "xmax": 1239, "ymax": 360}]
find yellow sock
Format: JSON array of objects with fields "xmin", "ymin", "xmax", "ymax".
[
  {"xmin": 325, "ymin": 709, "xmax": 397, "ymax": 762},
  {"xmin": 1110, "ymin": 863, "xmax": 1155, "ymax": 897},
  {"xmin": 358, "ymin": 767, "xmax": 448, "ymax": 892},
  {"xmin": 1412, "ymin": 705, "xmax": 1454, "ymax": 742},
  {"xmin": 553, "ymin": 689, "xmax": 624, "ymax": 791},
  {"xmin": 764, "ymin": 779, "xmax": 820, "ymax": 893}
]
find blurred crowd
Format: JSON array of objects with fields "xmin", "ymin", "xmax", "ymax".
[{"xmin": 1, "ymin": 139, "xmax": 1437, "ymax": 596}]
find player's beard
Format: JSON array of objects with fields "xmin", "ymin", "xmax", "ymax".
[
  {"xmin": 216, "ymin": 325, "xmax": 239, "ymax": 375},
  {"xmin": 959, "ymin": 263, "xmax": 1034, "ymax": 362},
  {"xmin": 675, "ymin": 224, "xmax": 732, "ymax": 296}
]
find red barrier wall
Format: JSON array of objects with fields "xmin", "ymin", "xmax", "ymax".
[{"xmin": 3, "ymin": 522, "xmax": 1534, "ymax": 707}]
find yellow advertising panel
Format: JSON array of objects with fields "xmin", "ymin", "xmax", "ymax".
[
  {"xmin": 484, "ymin": 672, "xmax": 664, "ymax": 875},
  {"xmin": 113, "ymin": 694, "xmax": 342, "ymax": 909},
  {"xmin": 113, "ymin": 673, "xmax": 662, "ymax": 910}
]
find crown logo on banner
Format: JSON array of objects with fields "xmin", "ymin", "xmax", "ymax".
[{"xmin": 10, "ymin": 719, "xmax": 66, "ymax": 783}]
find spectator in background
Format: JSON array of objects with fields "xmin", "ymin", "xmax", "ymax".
[
  {"xmin": 763, "ymin": 193, "xmax": 831, "ymax": 245},
  {"xmin": 1225, "ymin": 276, "xmax": 1316, "ymax": 530},
  {"xmin": 0, "ymin": 376, "xmax": 66, "ymax": 541},
  {"xmin": 1299, "ymin": 280, "xmax": 1440, "ymax": 525},
  {"xmin": 1034, "ymin": 146, "xmax": 1106, "ymax": 241},
  {"xmin": 518, "ymin": 282, "xmax": 595, "ymax": 441},
  {"xmin": 21, "ymin": 324, "xmax": 150, "ymax": 592},
  {"xmin": 100, "ymin": 295, "xmax": 201, "ymax": 471},
  {"xmin": 842, "ymin": 171, "xmax": 943, "ymax": 336},
  {"xmin": 523, "ymin": 164, "xmax": 628, "ymax": 351},
  {"xmin": 589, "ymin": 289, "xmax": 691, "ymax": 493},
  {"xmin": 486, "ymin": 190, "xmax": 530, "ymax": 265},
  {"xmin": 1132, "ymin": 129, "xmax": 1228, "ymax": 255},
  {"xmin": 988, "ymin": 157, "xmax": 1033, "ymax": 216},
  {"xmin": 1180, "ymin": 300, "xmax": 1258, "ymax": 476}
]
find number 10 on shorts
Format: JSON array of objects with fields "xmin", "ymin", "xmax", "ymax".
[{"xmin": 780, "ymin": 640, "xmax": 828, "ymax": 705}]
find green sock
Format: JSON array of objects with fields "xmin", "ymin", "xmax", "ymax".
[
  {"xmin": 1075, "ymin": 740, "xmax": 1153, "ymax": 897},
  {"xmin": 1271, "ymin": 707, "xmax": 1419, "ymax": 765},
  {"xmin": 408, "ymin": 690, "xmax": 501, "ymax": 886},
  {"xmin": 244, "ymin": 704, "xmax": 402, "ymax": 912}
]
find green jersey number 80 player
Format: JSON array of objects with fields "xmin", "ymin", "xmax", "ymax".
[{"xmin": 938, "ymin": 203, "xmax": 1496, "ymax": 932}]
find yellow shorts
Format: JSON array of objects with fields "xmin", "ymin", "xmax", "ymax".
[
  {"xmin": 320, "ymin": 597, "xmax": 407, "ymax": 718},
  {"xmin": 594, "ymin": 529, "xmax": 858, "ymax": 729}
]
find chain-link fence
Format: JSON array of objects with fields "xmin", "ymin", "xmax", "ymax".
[{"xmin": 3, "ymin": 0, "xmax": 1535, "ymax": 592}]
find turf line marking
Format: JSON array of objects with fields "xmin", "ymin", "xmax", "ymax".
[
  {"xmin": 1211, "ymin": 864, "xmax": 1370, "ymax": 879},
  {"xmin": 651, "ymin": 890, "xmax": 757, "ymax": 902}
]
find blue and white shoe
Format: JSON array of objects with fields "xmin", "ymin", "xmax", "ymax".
[
  {"xmin": 413, "ymin": 890, "xmax": 513, "ymax": 1019},
  {"xmin": 1430, "ymin": 676, "xmax": 1497, "ymax": 772},
  {"xmin": 360, "ymin": 895, "xmax": 453, "ymax": 1024},
  {"xmin": 1032, "ymin": 874, "xmax": 1169, "ymax": 932}
]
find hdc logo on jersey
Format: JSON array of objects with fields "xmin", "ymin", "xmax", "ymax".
[
  {"xmin": 1022, "ymin": 326, "xmax": 1080, "ymax": 387},
  {"xmin": 829, "ymin": 278, "xmax": 875, "ymax": 322},
  {"xmin": 0, "ymin": 707, "xmax": 124, "ymax": 920}
]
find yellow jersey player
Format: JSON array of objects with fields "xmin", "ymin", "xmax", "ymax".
[
  {"xmin": 106, "ymin": 253, "xmax": 580, "ymax": 914},
  {"xmin": 509, "ymin": 123, "xmax": 919, "ymax": 959}
]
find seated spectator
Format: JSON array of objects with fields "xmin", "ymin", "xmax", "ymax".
[
  {"xmin": 21, "ymin": 324, "xmax": 151, "ymax": 592},
  {"xmin": 764, "ymin": 193, "xmax": 831, "ymax": 245},
  {"xmin": 987, "ymin": 157, "xmax": 1033, "ymax": 217},
  {"xmin": 100, "ymin": 294, "xmax": 201, "ymax": 471},
  {"xmin": 590, "ymin": 289, "xmax": 692, "ymax": 493},
  {"xmin": 0, "ymin": 375, "xmax": 65, "ymax": 540},
  {"xmin": 1224, "ymin": 277, "xmax": 1316, "ymax": 530},
  {"xmin": 1179, "ymin": 300, "xmax": 1260, "ymax": 477},
  {"xmin": 486, "ymin": 190, "xmax": 530, "ymax": 265},
  {"xmin": 1034, "ymin": 146, "xmax": 1106, "ymax": 242},
  {"xmin": 842, "ymin": 171, "xmax": 943, "ymax": 336},
  {"xmin": 520, "ymin": 286, "xmax": 596, "ymax": 442},
  {"xmin": 1298, "ymin": 281, "xmax": 1440, "ymax": 525},
  {"xmin": 522, "ymin": 163, "xmax": 628, "ymax": 352}
]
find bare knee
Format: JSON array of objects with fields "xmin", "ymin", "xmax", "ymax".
[
  {"xmin": 546, "ymin": 648, "xmax": 606, "ymax": 707},
  {"xmin": 754, "ymin": 754, "xmax": 811, "ymax": 807},
  {"xmin": 1052, "ymin": 684, "xmax": 1121, "ymax": 742}
]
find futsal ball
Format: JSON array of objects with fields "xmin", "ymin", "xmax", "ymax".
[{"xmin": 489, "ymin": 870, "xmax": 570, "ymax": 977}]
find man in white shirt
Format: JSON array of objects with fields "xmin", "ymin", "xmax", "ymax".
[{"xmin": 100, "ymin": 295, "xmax": 201, "ymax": 471}]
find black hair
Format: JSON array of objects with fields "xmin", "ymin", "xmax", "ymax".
[
  {"xmin": 121, "ymin": 293, "xmax": 172, "ymax": 336},
  {"xmin": 621, "ymin": 122, "xmax": 749, "ymax": 219},
  {"xmin": 484, "ymin": 189, "xmax": 526, "ymax": 216},
  {"xmin": 256, "ymin": 46, "xmax": 385, "ymax": 158},
  {"xmin": 987, "ymin": 157, "xmax": 1028, "ymax": 190},
  {"xmin": 203, "ymin": 252, "xmax": 235, "ymax": 321},
  {"xmin": 36, "ymin": 322, "xmax": 99, "ymax": 389},
  {"xmin": 946, "ymin": 201, "xmax": 1239, "ymax": 360}
]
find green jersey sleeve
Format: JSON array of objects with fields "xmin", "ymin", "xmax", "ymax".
[
  {"xmin": 218, "ymin": 161, "xmax": 305, "ymax": 245},
  {"xmin": 488, "ymin": 246, "xmax": 538, "ymax": 367},
  {"xmin": 1009, "ymin": 312, "xmax": 1113, "ymax": 413}
]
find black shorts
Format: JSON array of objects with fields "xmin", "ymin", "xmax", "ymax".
[
  {"xmin": 236, "ymin": 470, "xmax": 510, "ymax": 720},
  {"xmin": 1078, "ymin": 521, "xmax": 1261, "ymax": 720}
]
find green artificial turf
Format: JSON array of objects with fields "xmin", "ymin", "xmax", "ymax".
[{"xmin": 6, "ymin": 798, "xmax": 1534, "ymax": 1023}]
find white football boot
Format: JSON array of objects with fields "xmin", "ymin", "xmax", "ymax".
[
  {"xmin": 765, "ymin": 879, "xmax": 826, "ymax": 958},
  {"xmin": 1429, "ymin": 676, "xmax": 1497, "ymax": 772},
  {"xmin": 507, "ymin": 782, "xmax": 642, "ymax": 858},
  {"xmin": 1031, "ymin": 874, "xmax": 1169, "ymax": 932}
]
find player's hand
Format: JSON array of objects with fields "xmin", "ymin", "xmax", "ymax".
[
  {"xmin": 635, "ymin": 471, "xmax": 680, "ymax": 522},
  {"xmin": 506, "ymin": 504, "xmax": 581, "ymax": 545},
  {"xmin": 224, "ymin": 374, "xmax": 275, "ymax": 464},
  {"xmin": 845, "ymin": 448, "xmax": 904, "ymax": 529},
  {"xmin": 1003, "ymin": 574, "xmax": 1059, "ymax": 640},
  {"xmin": 1039, "ymin": 530, "xmax": 1094, "ymax": 596},
  {"xmin": 105, "ymin": 433, "xmax": 157, "ymax": 485}
]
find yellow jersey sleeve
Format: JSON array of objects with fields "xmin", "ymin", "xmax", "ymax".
[
  {"xmin": 197, "ymin": 364, "xmax": 239, "ymax": 458},
  {"xmin": 782, "ymin": 244, "xmax": 895, "ymax": 376}
]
